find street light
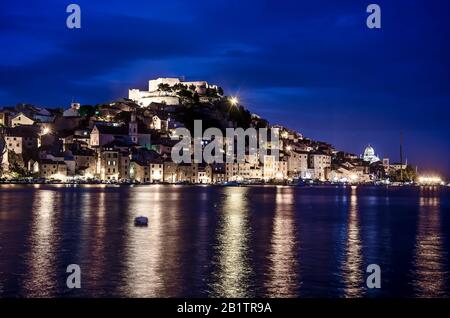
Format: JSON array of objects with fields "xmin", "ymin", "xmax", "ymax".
[
  {"xmin": 229, "ymin": 96, "xmax": 239, "ymax": 106},
  {"xmin": 41, "ymin": 127, "xmax": 51, "ymax": 136},
  {"xmin": 417, "ymin": 175, "xmax": 443, "ymax": 185}
]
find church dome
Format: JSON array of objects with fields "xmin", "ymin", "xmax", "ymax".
[
  {"xmin": 363, "ymin": 144, "xmax": 380, "ymax": 163},
  {"xmin": 364, "ymin": 145, "xmax": 375, "ymax": 158}
]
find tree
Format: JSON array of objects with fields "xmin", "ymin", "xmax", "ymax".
[
  {"xmin": 389, "ymin": 165, "xmax": 417, "ymax": 182},
  {"xmin": 193, "ymin": 92, "xmax": 200, "ymax": 103},
  {"xmin": 3, "ymin": 150, "xmax": 30, "ymax": 179},
  {"xmin": 177, "ymin": 89, "xmax": 194, "ymax": 101},
  {"xmin": 370, "ymin": 161, "xmax": 386, "ymax": 180},
  {"xmin": 158, "ymin": 83, "xmax": 171, "ymax": 92},
  {"xmin": 254, "ymin": 118, "xmax": 269, "ymax": 129},
  {"xmin": 114, "ymin": 111, "xmax": 131, "ymax": 124},
  {"xmin": 78, "ymin": 105, "xmax": 96, "ymax": 117},
  {"xmin": 205, "ymin": 87, "xmax": 219, "ymax": 98},
  {"xmin": 173, "ymin": 83, "xmax": 187, "ymax": 91}
]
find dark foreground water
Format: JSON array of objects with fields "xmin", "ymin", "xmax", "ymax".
[{"xmin": 0, "ymin": 184, "xmax": 449, "ymax": 298}]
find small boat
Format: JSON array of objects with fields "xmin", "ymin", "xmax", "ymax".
[
  {"xmin": 134, "ymin": 216, "xmax": 148, "ymax": 226},
  {"xmin": 222, "ymin": 181, "xmax": 241, "ymax": 187}
]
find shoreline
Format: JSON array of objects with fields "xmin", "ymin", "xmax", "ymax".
[{"xmin": 0, "ymin": 180, "xmax": 447, "ymax": 188}]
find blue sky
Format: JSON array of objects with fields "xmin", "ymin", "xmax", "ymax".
[{"xmin": 0, "ymin": 0, "xmax": 449, "ymax": 176}]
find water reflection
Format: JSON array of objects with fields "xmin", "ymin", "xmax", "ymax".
[
  {"xmin": 210, "ymin": 187, "xmax": 252, "ymax": 297},
  {"xmin": 266, "ymin": 187, "xmax": 298, "ymax": 297},
  {"xmin": 23, "ymin": 190, "xmax": 60, "ymax": 297},
  {"xmin": 342, "ymin": 186, "xmax": 364, "ymax": 297},
  {"xmin": 412, "ymin": 190, "xmax": 446, "ymax": 297},
  {"xmin": 158, "ymin": 188, "xmax": 183, "ymax": 296},
  {"xmin": 83, "ymin": 190, "xmax": 107, "ymax": 295},
  {"xmin": 1, "ymin": 185, "xmax": 450, "ymax": 298},
  {"xmin": 122, "ymin": 187, "xmax": 163, "ymax": 297}
]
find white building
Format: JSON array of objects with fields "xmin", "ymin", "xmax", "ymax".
[
  {"xmin": 287, "ymin": 150, "xmax": 309, "ymax": 177},
  {"xmin": 150, "ymin": 114, "xmax": 169, "ymax": 131},
  {"xmin": 11, "ymin": 113, "xmax": 35, "ymax": 127},
  {"xmin": 63, "ymin": 102, "xmax": 81, "ymax": 117},
  {"xmin": 362, "ymin": 144, "xmax": 380, "ymax": 164},
  {"xmin": 39, "ymin": 159, "xmax": 68, "ymax": 180},
  {"xmin": 129, "ymin": 77, "xmax": 219, "ymax": 107},
  {"xmin": 329, "ymin": 162, "xmax": 371, "ymax": 183},
  {"xmin": 308, "ymin": 152, "xmax": 331, "ymax": 181},
  {"xmin": 4, "ymin": 126, "xmax": 39, "ymax": 154},
  {"xmin": 262, "ymin": 155, "xmax": 277, "ymax": 180},
  {"xmin": 131, "ymin": 161, "xmax": 164, "ymax": 183}
]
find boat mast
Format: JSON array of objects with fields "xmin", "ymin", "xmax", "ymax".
[{"xmin": 400, "ymin": 132, "xmax": 403, "ymax": 182}]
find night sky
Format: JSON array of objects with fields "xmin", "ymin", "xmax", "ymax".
[{"xmin": 1, "ymin": 0, "xmax": 449, "ymax": 177}]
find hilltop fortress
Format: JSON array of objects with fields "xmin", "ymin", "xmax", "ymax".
[{"xmin": 129, "ymin": 77, "xmax": 220, "ymax": 106}]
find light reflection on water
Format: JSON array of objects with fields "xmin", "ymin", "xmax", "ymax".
[
  {"xmin": 412, "ymin": 189, "xmax": 447, "ymax": 297},
  {"xmin": 342, "ymin": 186, "xmax": 364, "ymax": 298},
  {"xmin": 80, "ymin": 190, "xmax": 117, "ymax": 296},
  {"xmin": 210, "ymin": 187, "xmax": 252, "ymax": 297},
  {"xmin": 24, "ymin": 190, "xmax": 60, "ymax": 297},
  {"xmin": 0, "ymin": 184, "xmax": 449, "ymax": 297},
  {"xmin": 122, "ymin": 187, "xmax": 164, "ymax": 297},
  {"xmin": 85, "ymin": 191, "xmax": 107, "ymax": 295},
  {"xmin": 266, "ymin": 187, "xmax": 299, "ymax": 297}
]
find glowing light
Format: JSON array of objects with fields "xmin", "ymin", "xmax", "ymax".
[
  {"xmin": 51, "ymin": 173, "xmax": 66, "ymax": 182},
  {"xmin": 286, "ymin": 145, "xmax": 292, "ymax": 152},
  {"xmin": 350, "ymin": 174, "xmax": 359, "ymax": 182},
  {"xmin": 343, "ymin": 186, "xmax": 363, "ymax": 297},
  {"xmin": 41, "ymin": 127, "xmax": 51, "ymax": 135},
  {"xmin": 83, "ymin": 173, "xmax": 94, "ymax": 179},
  {"xmin": 267, "ymin": 187, "xmax": 297, "ymax": 297},
  {"xmin": 275, "ymin": 172, "xmax": 284, "ymax": 179},
  {"xmin": 211, "ymin": 187, "xmax": 250, "ymax": 297},
  {"xmin": 417, "ymin": 175, "xmax": 443, "ymax": 185},
  {"xmin": 24, "ymin": 190, "xmax": 57, "ymax": 294},
  {"xmin": 229, "ymin": 96, "xmax": 239, "ymax": 106}
]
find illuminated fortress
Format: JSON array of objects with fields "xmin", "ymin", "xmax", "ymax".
[{"xmin": 128, "ymin": 77, "xmax": 219, "ymax": 106}]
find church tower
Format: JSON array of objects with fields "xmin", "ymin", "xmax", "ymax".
[{"xmin": 129, "ymin": 111, "xmax": 138, "ymax": 144}]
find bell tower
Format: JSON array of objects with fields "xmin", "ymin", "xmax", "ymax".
[{"xmin": 129, "ymin": 112, "xmax": 138, "ymax": 144}]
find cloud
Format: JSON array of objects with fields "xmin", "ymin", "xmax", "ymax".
[{"xmin": 0, "ymin": 12, "xmax": 221, "ymax": 105}]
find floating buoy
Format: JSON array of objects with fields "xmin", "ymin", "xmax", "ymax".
[{"xmin": 134, "ymin": 216, "xmax": 148, "ymax": 226}]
